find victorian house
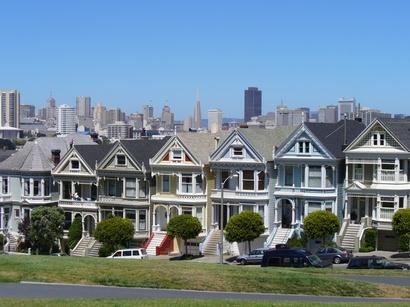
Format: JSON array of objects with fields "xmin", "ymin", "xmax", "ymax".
[
  {"xmin": 341, "ymin": 118, "xmax": 410, "ymax": 251},
  {"xmin": 0, "ymin": 135, "xmax": 94, "ymax": 251},
  {"xmin": 147, "ymin": 133, "xmax": 225, "ymax": 255},
  {"xmin": 270, "ymin": 120, "xmax": 364, "ymax": 249},
  {"xmin": 204, "ymin": 127, "xmax": 295, "ymax": 255}
]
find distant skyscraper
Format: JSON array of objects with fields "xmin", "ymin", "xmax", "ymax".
[
  {"xmin": 142, "ymin": 104, "xmax": 154, "ymax": 128},
  {"xmin": 76, "ymin": 96, "xmax": 92, "ymax": 118},
  {"xmin": 193, "ymin": 91, "xmax": 202, "ymax": 129},
  {"xmin": 0, "ymin": 89, "xmax": 20, "ymax": 128},
  {"xmin": 338, "ymin": 97, "xmax": 356, "ymax": 121},
  {"xmin": 57, "ymin": 104, "xmax": 76, "ymax": 135},
  {"xmin": 107, "ymin": 108, "xmax": 122, "ymax": 125},
  {"xmin": 275, "ymin": 104, "xmax": 308, "ymax": 126},
  {"xmin": 183, "ymin": 116, "xmax": 193, "ymax": 131},
  {"xmin": 318, "ymin": 105, "xmax": 338, "ymax": 123},
  {"xmin": 20, "ymin": 104, "xmax": 35, "ymax": 118},
  {"xmin": 107, "ymin": 121, "xmax": 133, "ymax": 139},
  {"xmin": 244, "ymin": 87, "xmax": 262, "ymax": 122},
  {"xmin": 93, "ymin": 103, "xmax": 107, "ymax": 127},
  {"xmin": 208, "ymin": 108, "xmax": 223, "ymax": 133},
  {"xmin": 46, "ymin": 95, "xmax": 56, "ymax": 120},
  {"xmin": 161, "ymin": 105, "xmax": 174, "ymax": 130}
]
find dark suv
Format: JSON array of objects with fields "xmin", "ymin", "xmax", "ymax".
[
  {"xmin": 261, "ymin": 248, "xmax": 331, "ymax": 268},
  {"xmin": 347, "ymin": 256, "xmax": 409, "ymax": 270},
  {"xmin": 316, "ymin": 247, "xmax": 352, "ymax": 264}
]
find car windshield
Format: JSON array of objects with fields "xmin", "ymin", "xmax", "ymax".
[
  {"xmin": 141, "ymin": 249, "xmax": 147, "ymax": 255},
  {"xmin": 307, "ymin": 255, "xmax": 322, "ymax": 266}
]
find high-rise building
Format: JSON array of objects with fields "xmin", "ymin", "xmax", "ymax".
[
  {"xmin": 161, "ymin": 105, "xmax": 174, "ymax": 130},
  {"xmin": 129, "ymin": 113, "xmax": 144, "ymax": 130},
  {"xmin": 46, "ymin": 95, "xmax": 56, "ymax": 120},
  {"xmin": 142, "ymin": 104, "xmax": 154, "ymax": 128},
  {"xmin": 183, "ymin": 116, "xmax": 193, "ymax": 131},
  {"xmin": 57, "ymin": 104, "xmax": 76, "ymax": 135},
  {"xmin": 318, "ymin": 105, "xmax": 338, "ymax": 123},
  {"xmin": 107, "ymin": 121, "xmax": 133, "ymax": 139},
  {"xmin": 76, "ymin": 96, "xmax": 92, "ymax": 118},
  {"xmin": 20, "ymin": 104, "xmax": 35, "ymax": 118},
  {"xmin": 93, "ymin": 103, "xmax": 107, "ymax": 127},
  {"xmin": 0, "ymin": 89, "xmax": 20, "ymax": 128},
  {"xmin": 193, "ymin": 91, "xmax": 202, "ymax": 129},
  {"xmin": 338, "ymin": 97, "xmax": 356, "ymax": 121},
  {"xmin": 107, "ymin": 108, "xmax": 122, "ymax": 125},
  {"xmin": 276, "ymin": 104, "xmax": 309, "ymax": 126},
  {"xmin": 208, "ymin": 108, "xmax": 223, "ymax": 133},
  {"xmin": 244, "ymin": 87, "xmax": 262, "ymax": 122},
  {"xmin": 357, "ymin": 108, "xmax": 392, "ymax": 126}
]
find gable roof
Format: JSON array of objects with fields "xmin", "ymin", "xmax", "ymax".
[
  {"xmin": 377, "ymin": 118, "xmax": 410, "ymax": 151},
  {"xmin": 74, "ymin": 144, "xmax": 115, "ymax": 170},
  {"xmin": 304, "ymin": 120, "xmax": 365, "ymax": 158},
  {"xmin": 0, "ymin": 135, "xmax": 95, "ymax": 173},
  {"xmin": 238, "ymin": 126, "xmax": 297, "ymax": 160}
]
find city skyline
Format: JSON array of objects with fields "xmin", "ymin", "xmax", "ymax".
[{"xmin": 1, "ymin": 1, "xmax": 410, "ymax": 118}]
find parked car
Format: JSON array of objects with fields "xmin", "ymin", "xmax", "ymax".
[
  {"xmin": 347, "ymin": 256, "xmax": 409, "ymax": 270},
  {"xmin": 261, "ymin": 248, "xmax": 331, "ymax": 268},
  {"xmin": 236, "ymin": 248, "xmax": 268, "ymax": 265},
  {"xmin": 107, "ymin": 248, "xmax": 148, "ymax": 260},
  {"xmin": 316, "ymin": 247, "xmax": 352, "ymax": 264}
]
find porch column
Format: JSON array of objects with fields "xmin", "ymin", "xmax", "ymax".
[
  {"xmin": 153, "ymin": 206, "xmax": 157, "ymax": 230},
  {"xmin": 71, "ymin": 182, "xmax": 75, "ymax": 196},
  {"xmin": 304, "ymin": 200, "xmax": 309, "ymax": 218},
  {"xmin": 291, "ymin": 201, "xmax": 296, "ymax": 225},
  {"xmin": 376, "ymin": 194, "xmax": 381, "ymax": 220},
  {"xmin": 98, "ymin": 208, "xmax": 102, "ymax": 223},
  {"xmin": 321, "ymin": 165, "xmax": 326, "ymax": 188},
  {"xmin": 0, "ymin": 176, "xmax": 2, "ymax": 194},
  {"xmin": 21, "ymin": 178, "xmax": 24, "ymax": 197},
  {"xmin": 344, "ymin": 198, "xmax": 350, "ymax": 219},
  {"xmin": 122, "ymin": 177, "xmax": 126, "ymax": 198},
  {"xmin": 394, "ymin": 195, "xmax": 399, "ymax": 212},
  {"xmin": 405, "ymin": 195, "xmax": 408, "ymax": 209},
  {"xmin": 59, "ymin": 181, "xmax": 63, "ymax": 199},
  {"xmin": 372, "ymin": 197, "xmax": 376, "ymax": 217},
  {"xmin": 395, "ymin": 158, "xmax": 400, "ymax": 182},
  {"xmin": 377, "ymin": 158, "xmax": 381, "ymax": 181},
  {"xmin": 0, "ymin": 207, "xmax": 4, "ymax": 230},
  {"xmin": 274, "ymin": 200, "xmax": 279, "ymax": 224},
  {"xmin": 41, "ymin": 179, "xmax": 45, "ymax": 197},
  {"xmin": 30, "ymin": 178, "xmax": 34, "ymax": 197},
  {"xmin": 365, "ymin": 197, "xmax": 369, "ymax": 217},
  {"xmin": 304, "ymin": 164, "xmax": 309, "ymax": 187}
]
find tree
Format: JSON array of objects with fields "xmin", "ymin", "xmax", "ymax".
[
  {"xmin": 304, "ymin": 211, "xmax": 340, "ymax": 246},
  {"xmin": 224, "ymin": 211, "xmax": 265, "ymax": 254},
  {"xmin": 68, "ymin": 216, "xmax": 82, "ymax": 249},
  {"xmin": 392, "ymin": 209, "xmax": 410, "ymax": 251},
  {"xmin": 28, "ymin": 206, "xmax": 65, "ymax": 254},
  {"xmin": 166, "ymin": 214, "xmax": 202, "ymax": 256},
  {"xmin": 94, "ymin": 216, "xmax": 134, "ymax": 256},
  {"xmin": 18, "ymin": 216, "xmax": 32, "ymax": 250}
]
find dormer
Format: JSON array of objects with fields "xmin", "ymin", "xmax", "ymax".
[
  {"xmin": 171, "ymin": 148, "xmax": 183, "ymax": 162},
  {"xmin": 115, "ymin": 153, "xmax": 127, "ymax": 166},
  {"xmin": 230, "ymin": 140, "xmax": 245, "ymax": 159},
  {"xmin": 371, "ymin": 131, "xmax": 385, "ymax": 146},
  {"xmin": 70, "ymin": 158, "xmax": 81, "ymax": 171}
]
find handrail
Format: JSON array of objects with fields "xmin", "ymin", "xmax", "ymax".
[
  {"xmin": 200, "ymin": 228, "xmax": 216, "ymax": 254},
  {"xmin": 143, "ymin": 233, "xmax": 154, "ymax": 249},
  {"xmin": 156, "ymin": 235, "xmax": 173, "ymax": 255},
  {"xmin": 264, "ymin": 226, "xmax": 278, "ymax": 248}
]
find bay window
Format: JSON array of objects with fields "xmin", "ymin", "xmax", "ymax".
[
  {"xmin": 125, "ymin": 178, "xmax": 136, "ymax": 198},
  {"xmin": 181, "ymin": 174, "xmax": 193, "ymax": 193},
  {"xmin": 242, "ymin": 170, "xmax": 254, "ymax": 191},
  {"xmin": 308, "ymin": 166, "xmax": 322, "ymax": 188}
]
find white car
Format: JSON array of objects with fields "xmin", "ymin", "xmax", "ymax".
[{"xmin": 106, "ymin": 248, "xmax": 148, "ymax": 259}]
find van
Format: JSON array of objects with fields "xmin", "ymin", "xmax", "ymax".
[
  {"xmin": 261, "ymin": 248, "xmax": 330, "ymax": 268},
  {"xmin": 106, "ymin": 248, "xmax": 148, "ymax": 259}
]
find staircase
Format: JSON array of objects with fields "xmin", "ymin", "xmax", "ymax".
[
  {"xmin": 87, "ymin": 240, "xmax": 103, "ymax": 257},
  {"xmin": 202, "ymin": 229, "xmax": 221, "ymax": 255},
  {"xmin": 267, "ymin": 228, "xmax": 292, "ymax": 248},
  {"xmin": 5, "ymin": 233, "xmax": 17, "ymax": 252},
  {"xmin": 341, "ymin": 224, "xmax": 361, "ymax": 251},
  {"xmin": 71, "ymin": 236, "xmax": 94, "ymax": 257},
  {"xmin": 146, "ymin": 232, "xmax": 167, "ymax": 256}
]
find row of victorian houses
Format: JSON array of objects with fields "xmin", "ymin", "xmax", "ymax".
[{"xmin": 0, "ymin": 117, "xmax": 409, "ymax": 255}]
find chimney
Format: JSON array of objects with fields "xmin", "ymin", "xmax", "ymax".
[
  {"xmin": 90, "ymin": 132, "xmax": 99, "ymax": 142},
  {"xmin": 214, "ymin": 136, "xmax": 220, "ymax": 150},
  {"xmin": 51, "ymin": 149, "xmax": 61, "ymax": 165}
]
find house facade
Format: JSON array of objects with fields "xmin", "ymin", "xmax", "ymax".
[{"xmin": 342, "ymin": 118, "xmax": 410, "ymax": 251}]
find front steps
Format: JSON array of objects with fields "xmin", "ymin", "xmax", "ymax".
[
  {"xmin": 4, "ymin": 233, "xmax": 17, "ymax": 252},
  {"xmin": 341, "ymin": 224, "xmax": 361, "ymax": 251},
  {"xmin": 267, "ymin": 228, "xmax": 292, "ymax": 248},
  {"xmin": 71, "ymin": 236, "xmax": 101, "ymax": 257},
  {"xmin": 146, "ymin": 232, "xmax": 167, "ymax": 256},
  {"xmin": 202, "ymin": 229, "xmax": 221, "ymax": 255}
]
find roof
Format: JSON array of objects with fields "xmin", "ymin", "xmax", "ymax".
[
  {"xmin": 304, "ymin": 120, "xmax": 365, "ymax": 158},
  {"xmin": 377, "ymin": 118, "xmax": 410, "ymax": 151},
  {"xmin": 120, "ymin": 137, "xmax": 171, "ymax": 170},
  {"xmin": 238, "ymin": 126, "xmax": 297, "ymax": 160},
  {"xmin": 74, "ymin": 144, "xmax": 115, "ymax": 170},
  {"xmin": 0, "ymin": 150, "xmax": 16, "ymax": 163},
  {"xmin": 0, "ymin": 134, "xmax": 95, "ymax": 173},
  {"xmin": 177, "ymin": 132, "xmax": 229, "ymax": 164}
]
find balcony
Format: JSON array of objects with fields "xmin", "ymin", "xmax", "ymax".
[
  {"xmin": 0, "ymin": 194, "xmax": 12, "ymax": 202},
  {"xmin": 21, "ymin": 195, "xmax": 55, "ymax": 204},
  {"xmin": 98, "ymin": 195, "xmax": 148, "ymax": 206},
  {"xmin": 274, "ymin": 185, "xmax": 336, "ymax": 197},
  {"xmin": 380, "ymin": 170, "xmax": 406, "ymax": 182},
  {"xmin": 151, "ymin": 193, "xmax": 206, "ymax": 204},
  {"xmin": 378, "ymin": 207, "xmax": 395, "ymax": 221},
  {"xmin": 58, "ymin": 199, "xmax": 98, "ymax": 210},
  {"xmin": 211, "ymin": 189, "xmax": 268, "ymax": 201}
]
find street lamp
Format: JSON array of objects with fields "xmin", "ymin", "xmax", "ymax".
[{"xmin": 219, "ymin": 172, "xmax": 238, "ymax": 265}]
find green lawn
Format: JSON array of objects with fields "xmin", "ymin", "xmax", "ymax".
[
  {"xmin": 0, "ymin": 255, "xmax": 409, "ymax": 298},
  {"xmin": 0, "ymin": 299, "xmax": 409, "ymax": 307}
]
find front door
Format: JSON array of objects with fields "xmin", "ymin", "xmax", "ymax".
[
  {"xmin": 84, "ymin": 215, "xmax": 95, "ymax": 236},
  {"xmin": 282, "ymin": 200, "xmax": 292, "ymax": 228}
]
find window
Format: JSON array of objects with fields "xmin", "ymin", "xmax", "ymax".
[
  {"xmin": 162, "ymin": 175, "xmax": 170, "ymax": 192},
  {"xmin": 125, "ymin": 178, "xmax": 136, "ymax": 198},
  {"xmin": 182, "ymin": 207, "xmax": 192, "ymax": 215},
  {"xmin": 70, "ymin": 160, "xmax": 80, "ymax": 170},
  {"xmin": 196, "ymin": 207, "xmax": 203, "ymax": 224},
  {"xmin": 284, "ymin": 166, "xmax": 293, "ymax": 186},
  {"xmin": 181, "ymin": 174, "xmax": 193, "ymax": 193},
  {"xmin": 242, "ymin": 204, "xmax": 254, "ymax": 212},
  {"xmin": 242, "ymin": 170, "xmax": 254, "ymax": 190},
  {"xmin": 308, "ymin": 202, "xmax": 322, "ymax": 214},
  {"xmin": 138, "ymin": 180, "xmax": 146, "ymax": 198},
  {"xmin": 113, "ymin": 251, "xmax": 121, "ymax": 257},
  {"xmin": 116, "ymin": 154, "xmax": 126, "ymax": 165},
  {"xmin": 2, "ymin": 177, "xmax": 8, "ymax": 194},
  {"xmin": 24, "ymin": 180, "xmax": 30, "ymax": 196},
  {"xmin": 64, "ymin": 212, "xmax": 72, "ymax": 230},
  {"xmin": 325, "ymin": 201, "xmax": 333, "ymax": 212},
  {"xmin": 298, "ymin": 141, "xmax": 310, "ymax": 153},
  {"xmin": 33, "ymin": 180, "xmax": 40, "ymax": 196},
  {"xmin": 381, "ymin": 160, "xmax": 395, "ymax": 170},
  {"xmin": 133, "ymin": 250, "xmax": 140, "ymax": 256},
  {"xmin": 172, "ymin": 149, "xmax": 182, "ymax": 160},
  {"xmin": 15, "ymin": 209, "xmax": 20, "ymax": 218},
  {"xmin": 381, "ymin": 197, "xmax": 395, "ymax": 208},
  {"xmin": 308, "ymin": 166, "xmax": 322, "ymax": 188},
  {"xmin": 354, "ymin": 164, "xmax": 363, "ymax": 180},
  {"xmin": 372, "ymin": 132, "xmax": 385, "ymax": 146},
  {"xmin": 258, "ymin": 172, "xmax": 265, "ymax": 190},
  {"xmin": 138, "ymin": 210, "xmax": 147, "ymax": 231},
  {"xmin": 125, "ymin": 209, "xmax": 136, "ymax": 226},
  {"xmin": 258, "ymin": 205, "xmax": 265, "ymax": 219},
  {"xmin": 399, "ymin": 197, "xmax": 404, "ymax": 208},
  {"xmin": 195, "ymin": 175, "xmax": 203, "ymax": 193},
  {"xmin": 123, "ymin": 250, "xmax": 132, "ymax": 256},
  {"xmin": 232, "ymin": 146, "xmax": 243, "ymax": 157},
  {"xmin": 107, "ymin": 179, "xmax": 122, "ymax": 197},
  {"xmin": 44, "ymin": 180, "xmax": 50, "ymax": 196},
  {"xmin": 325, "ymin": 166, "xmax": 333, "ymax": 187}
]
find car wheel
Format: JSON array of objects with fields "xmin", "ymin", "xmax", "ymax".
[
  {"xmin": 240, "ymin": 259, "xmax": 247, "ymax": 265},
  {"xmin": 333, "ymin": 257, "xmax": 341, "ymax": 264}
]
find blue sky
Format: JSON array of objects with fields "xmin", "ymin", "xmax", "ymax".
[{"xmin": 1, "ymin": 1, "xmax": 409, "ymax": 119}]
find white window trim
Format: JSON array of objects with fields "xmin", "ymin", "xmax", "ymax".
[
  {"xmin": 70, "ymin": 159, "xmax": 81, "ymax": 171},
  {"xmin": 115, "ymin": 154, "xmax": 127, "ymax": 166},
  {"xmin": 171, "ymin": 148, "xmax": 183, "ymax": 161},
  {"xmin": 162, "ymin": 175, "xmax": 170, "ymax": 193},
  {"xmin": 231, "ymin": 146, "xmax": 244, "ymax": 158}
]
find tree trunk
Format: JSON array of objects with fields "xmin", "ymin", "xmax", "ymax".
[{"xmin": 184, "ymin": 239, "xmax": 188, "ymax": 256}]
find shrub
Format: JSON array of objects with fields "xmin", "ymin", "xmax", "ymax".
[
  {"xmin": 399, "ymin": 233, "xmax": 410, "ymax": 252},
  {"xmin": 167, "ymin": 214, "xmax": 202, "ymax": 256},
  {"xmin": 359, "ymin": 246, "xmax": 375, "ymax": 253},
  {"xmin": 304, "ymin": 211, "xmax": 340, "ymax": 246},
  {"xmin": 94, "ymin": 216, "xmax": 134, "ymax": 257},
  {"xmin": 224, "ymin": 211, "xmax": 265, "ymax": 254},
  {"xmin": 362, "ymin": 228, "xmax": 377, "ymax": 250},
  {"xmin": 68, "ymin": 216, "xmax": 82, "ymax": 249},
  {"xmin": 392, "ymin": 209, "xmax": 410, "ymax": 251},
  {"xmin": 287, "ymin": 233, "xmax": 305, "ymax": 248},
  {"xmin": 99, "ymin": 243, "xmax": 115, "ymax": 257},
  {"xmin": 0, "ymin": 234, "xmax": 3, "ymax": 250}
]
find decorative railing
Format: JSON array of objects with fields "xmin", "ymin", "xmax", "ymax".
[
  {"xmin": 211, "ymin": 189, "xmax": 269, "ymax": 200},
  {"xmin": 380, "ymin": 170, "xmax": 396, "ymax": 182},
  {"xmin": 274, "ymin": 186, "xmax": 335, "ymax": 194},
  {"xmin": 59, "ymin": 199, "xmax": 97, "ymax": 209},
  {"xmin": 378, "ymin": 207, "xmax": 395, "ymax": 221}
]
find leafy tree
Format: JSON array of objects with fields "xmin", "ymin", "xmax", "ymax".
[
  {"xmin": 28, "ymin": 206, "xmax": 65, "ymax": 254},
  {"xmin": 304, "ymin": 211, "xmax": 340, "ymax": 246},
  {"xmin": 166, "ymin": 214, "xmax": 202, "ymax": 256},
  {"xmin": 392, "ymin": 209, "xmax": 410, "ymax": 251},
  {"xmin": 68, "ymin": 216, "xmax": 82, "ymax": 249},
  {"xmin": 224, "ymin": 211, "xmax": 265, "ymax": 254},
  {"xmin": 94, "ymin": 216, "xmax": 134, "ymax": 256},
  {"xmin": 18, "ymin": 216, "xmax": 32, "ymax": 250}
]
